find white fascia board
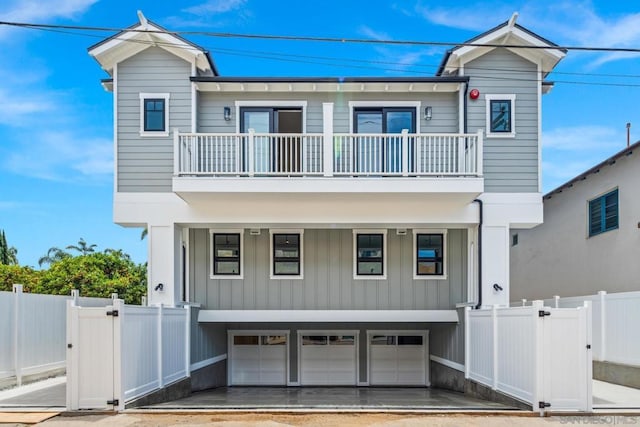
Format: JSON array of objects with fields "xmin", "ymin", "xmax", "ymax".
[
  {"xmin": 198, "ymin": 309, "xmax": 459, "ymax": 323},
  {"xmin": 196, "ymin": 82, "xmax": 460, "ymax": 93},
  {"xmin": 479, "ymin": 192, "xmax": 543, "ymax": 228},
  {"xmin": 173, "ymin": 177, "xmax": 484, "ymax": 194}
]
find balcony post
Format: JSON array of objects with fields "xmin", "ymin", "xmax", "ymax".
[
  {"xmin": 173, "ymin": 128, "xmax": 180, "ymax": 175},
  {"xmin": 248, "ymin": 128, "xmax": 255, "ymax": 177},
  {"xmin": 458, "ymin": 134, "xmax": 465, "ymax": 174},
  {"xmin": 476, "ymin": 129, "xmax": 484, "ymax": 176},
  {"xmin": 322, "ymin": 103, "xmax": 334, "ymax": 177},
  {"xmin": 401, "ymin": 129, "xmax": 409, "ymax": 177}
]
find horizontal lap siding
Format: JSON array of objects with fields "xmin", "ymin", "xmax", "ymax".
[
  {"xmin": 466, "ymin": 48, "xmax": 539, "ymax": 192},
  {"xmin": 198, "ymin": 92, "xmax": 459, "ymax": 134},
  {"xmin": 117, "ymin": 47, "xmax": 192, "ymax": 192},
  {"xmin": 190, "ymin": 228, "xmax": 467, "ymax": 311}
]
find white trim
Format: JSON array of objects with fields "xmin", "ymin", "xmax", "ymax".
[
  {"xmin": 234, "ymin": 100, "xmax": 308, "ymax": 133},
  {"xmin": 269, "ymin": 229, "xmax": 304, "ymax": 280},
  {"xmin": 297, "ymin": 330, "xmax": 359, "ymax": 386},
  {"xmin": 429, "ymin": 355, "xmax": 465, "ymax": 372},
  {"xmin": 228, "ymin": 330, "xmax": 290, "ymax": 386},
  {"xmin": 139, "ymin": 92, "xmax": 170, "ymax": 137},
  {"xmin": 537, "ymin": 61, "xmax": 543, "ymax": 192},
  {"xmin": 413, "ymin": 228, "xmax": 448, "ymax": 280},
  {"xmin": 348, "ymin": 101, "xmax": 421, "ymax": 133},
  {"xmin": 210, "ymin": 229, "xmax": 244, "ymax": 279},
  {"xmin": 485, "ymin": 94, "xmax": 516, "ymax": 138},
  {"xmin": 113, "ymin": 63, "xmax": 118, "ymax": 195},
  {"xmin": 190, "ymin": 353, "xmax": 227, "ymax": 372},
  {"xmin": 191, "ymin": 62, "xmax": 197, "ymax": 133},
  {"xmin": 353, "ymin": 229, "xmax": 387, "ymax": 280},
  {"xmin": 366, "ymin": 329, "xmax": 430, "ymax": 387},
  {"xmin": 183, "ymin": 228, "xmax": 190, "ymax": 302},
  {"xmin": 199, "ymin": 309, "xmax": 459, "ymax": 323}
]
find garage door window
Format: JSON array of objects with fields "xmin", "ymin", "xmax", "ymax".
[
  {"xmin": 329, "ymin": 335, "xmax": 355, "ymax": 345},
  {"xmin": 234, "ymin": 335, "xmax": 259, "ymax": 345},
  {"xmin": 302, "ymin": 335, "xmax": 327, "ymax": 345},
  {"xmin": 262, "ymin": 335, "xmax": 286, "ymax": 345},
  {"xmin": 398, "ymin": 335, "xmax": 423, "ymax": 345},
  {"xmin": 371, "ymin": 335, "xmax": 396, "ymax": 345}
]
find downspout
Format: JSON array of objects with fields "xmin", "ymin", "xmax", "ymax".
[
  {"xmin": 463, "ymin": 81, "xmax": 469, "ymax": 133},
  {"xmin": 473, "ymin": 199, "xmax": 483, "ymax": 309}
]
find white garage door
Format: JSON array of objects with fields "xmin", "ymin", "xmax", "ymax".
[
  {"xmin": 229, "ymin": 332, "xmax": 287, "ymax": 385},
  {"xmin": 299, "ymin": 333, "xmax": 358, "ymax": 385},
  {"xmin": 369, "ymin": 331, "xmax": 429, "ymax": 386}
]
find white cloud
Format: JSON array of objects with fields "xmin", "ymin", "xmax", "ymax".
[
  {"xmin": 0, "ymin": 0, "xmax": 97, "ymax": 40},
  {"xmin": 4, "ymin": 131, "xmax": 112, "ymax": 182},
  {"xmin": 542, "ymin": 125, "xmax": 624, "ymax": 151},
  {"xmin": 414, "ymin": 3, "xmax": 513, "ymax": 32},
  {"xmin": 359, "ymin": 25, "xmax": 391, "ymax": 42},
  {"xmin": 183, "ymin": 0, "xmax": 247, "ymax": 16}
]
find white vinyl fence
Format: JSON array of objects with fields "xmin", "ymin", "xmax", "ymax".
[
  {"xmin": 0, "ymin": 285, "xmax": 111, "ymax": 386},
  {"xmin": 67, "ymin": 299, "xmax": 190, "ymax": 410},
  {"xmin": 535, "ymin": 291, "xmax": 640, "ymax": 366},
  {"xmin": 466, "ymin": 301, "xmax": 592, "ymax": 413}
]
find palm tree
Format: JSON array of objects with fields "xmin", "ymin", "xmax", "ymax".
[
  {"xmin": 140, "ymin": 228, "xmax": 148, "ymax": 240},
  {"xmin": 38, "ymin": 247, "xmax": 70, "ymax": 267},
  {"xmin": 66, "ymin": 238, "xmax": 97, "ymax": 255}
]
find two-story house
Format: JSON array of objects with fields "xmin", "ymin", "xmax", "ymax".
[{"xmin": 89, "ymin": 13, "xmax": 565, "ymax": 391}]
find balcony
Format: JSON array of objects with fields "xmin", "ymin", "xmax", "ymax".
[{"xmin": 172, "ymin": 130, "xmax": 484, "ymax": 198}]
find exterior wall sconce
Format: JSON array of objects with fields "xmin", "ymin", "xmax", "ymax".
[
  {"xmin": 424, "ymin": 106, "xmax": 432, "ymax": 120},
  {"xmin": 223, "ymin": 106, "xmax": 232, "ymax": 121}
]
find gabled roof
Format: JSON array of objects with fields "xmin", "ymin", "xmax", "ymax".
[
  {"xmin": 545, "ymin": 140, "xmax": 639, "ymax": 200},
  {"xmin": 436, "ymin": 14, "xmax": 566, "ymax": 77},
  {"xmin": 88, "ymin": 15, "xmax": 218, "ymax": 76}
]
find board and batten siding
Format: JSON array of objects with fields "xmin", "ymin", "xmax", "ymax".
[
  {"xmin": 197, "ymin": 91, "xmax": 459, "ymax": 134},
  {"xmin": 117, "ymin": 47, "xmax": 192, "ymax": 192},
  {"xmin": 190, "ymin": 228, "xmax": 467, "ymax": 311},
  {"xmin": 465, "ymin": 48, "xmax": 539, "ymax": 192}
]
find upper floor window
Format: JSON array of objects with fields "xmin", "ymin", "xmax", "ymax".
[
  {"xmin": 413, "ymin": 229, "xmax": 447, "ymax": 280},
  {"xmin": 139, "ymin": 93, "xmax": 170, "ymax": 136},
  {"xmin": 210, "ymin": 230, "xmax": 243, "ymax": 279},
  {"xmin": 588, "ymin": 189, "xmax": 618, "ymax": 237},
  {"xmin": 270, "ymin": 230, "xmax": 303, "ymax": 279},
  {"xmin": 485, "ymin": 94, "xmax": 516, "ymax": 138},
  {"xmin": 354, "ymin": 230, "xmax": 387, "ymax": 279}
]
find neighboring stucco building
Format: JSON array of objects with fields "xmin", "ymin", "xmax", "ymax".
[
  {"xmin": 89, "ymin": 13, "xmax": 565, "ymax": 391},
  {"xmin": 511, "ymin": 141, "xmax": 640, "ymax": 301}
]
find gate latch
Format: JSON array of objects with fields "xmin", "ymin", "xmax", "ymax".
[
  {"xmin": 106, "ymin": 310, "xmax": 119, "ymax": 317},
  {"xmin": 538, "ymin": 310, "xmax": 551, "ymax": 317},
  {"xmin": 107, "ymin": 399, "xmax": 119, "ymax": 406},
  {"xmin": 538, "ymin": 401, "xmax": 551, "ymax": 409}
]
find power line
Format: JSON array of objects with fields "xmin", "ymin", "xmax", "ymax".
[
  {"xmin": 5, "ymin": 20, "xmax": 640, "ymax": 87},
  {"xmin": 4, "ymin": 20, "xmax": 640, "ymax": 54}
]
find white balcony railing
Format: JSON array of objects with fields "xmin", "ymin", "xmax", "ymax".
[{"xmin": 174, "ymin": 129, "xmax": 483, "ymax": 178}]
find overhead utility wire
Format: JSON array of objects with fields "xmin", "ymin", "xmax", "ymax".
[
  {"xmin": 7, "ymin": 22, "xmax": 640, "ymax": 87},
  {"xmin": 3, "ymin": 20, "xmax": 640, "ymax": 54}
]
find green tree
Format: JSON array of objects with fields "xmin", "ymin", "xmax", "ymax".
[
  {"xmin": 36, "ymin": 251, "xmax": 146, "ymax": 304},
  {"xmin": 0, "ymin": 229, "xmax": 19, "ymax": 265},
  {"xmin": 66, "ymin": 238, "xmax": 97, "ymax": 255},
  {"xmin": 0, "ymin": 264, "xmax": 41, "ymax": 292},
  {"xmin": 38, "ymin": 247, "xmax": 71, "ymax": 267}
]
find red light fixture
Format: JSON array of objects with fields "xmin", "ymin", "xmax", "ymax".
[{"xmin": 469, "ymin": 89, "xmax": 480, "ymax": 100}]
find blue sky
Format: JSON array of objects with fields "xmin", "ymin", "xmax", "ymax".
[{"xmin": 1, "ymin": 0, "xmax": 639, "ymax": 267}]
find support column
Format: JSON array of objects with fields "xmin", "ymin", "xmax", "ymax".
[
  {"xmin": 322, "ymin": 102, "xmax": 334, "ymax": 177},
  {"xmin": 148, "ymin": 224, "xmax": 183, "ymax": 306},
  {"xmin": 480, "ymin": 223, "xmax": 510, "ymax": 307}
]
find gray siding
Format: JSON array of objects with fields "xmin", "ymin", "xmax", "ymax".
[
  {"xmin": 190, "ymin": 307, "xmax": 227, "ymax": 364},
  {"xmin": 429, "ymin": 307, "xmax": 466, "ymax": 364},
  {"xmin": 190, "ymin": 228, "xmax": 467, "ymax": 311},
  {"xmin": 465, "ymin": 48, "xmax": 539, "ymax": 192},
  {"xmin": 117, "ymin": 47, "xmax": 192, "ymax": 192},
  {"xmin": 198, "ymin": 92, "xmax": 458, "ymax": 134}
]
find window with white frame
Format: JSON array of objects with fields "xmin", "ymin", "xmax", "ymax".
[
  {"xmin": 485, "ymin": 94, "xmax": 515, "ymax": 138},
  {"xmin": 270, "ymin": 230, "xmax": 304, "ymax": 279},
  {"xmin": 210, "ymin": 229, "xmax": 244, "ymax": 279},
  {"xmin": 139, "ymin": 93, "xmax": 170, "ymax": 136},
  {"xmin": 353, "ymin": 230, "xmax": 387, "ymax": 279},
  {"xmin": 413, "ymin": 229, "xmax": 447, "ymax": 280}
]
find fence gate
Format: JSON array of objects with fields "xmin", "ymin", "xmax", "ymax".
[
  {"xmin": 67, "ymin": 301, "xmax": 118, "ymax": 410},
  {"xmin": 541, "ymin": 307, "xmax": 592, "ymax": 412}
]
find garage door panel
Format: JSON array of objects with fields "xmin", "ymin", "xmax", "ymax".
[
  {"xmin": 369, "ymin": 332, "xmax": 428, "ymax": 386},
  {"xmin": 230, "ymin": 333, "xmax": 287, "ymax": 386},
  {"xmin": 300, "ymin": 332, "xmax": 357, "ymax": 386}
]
